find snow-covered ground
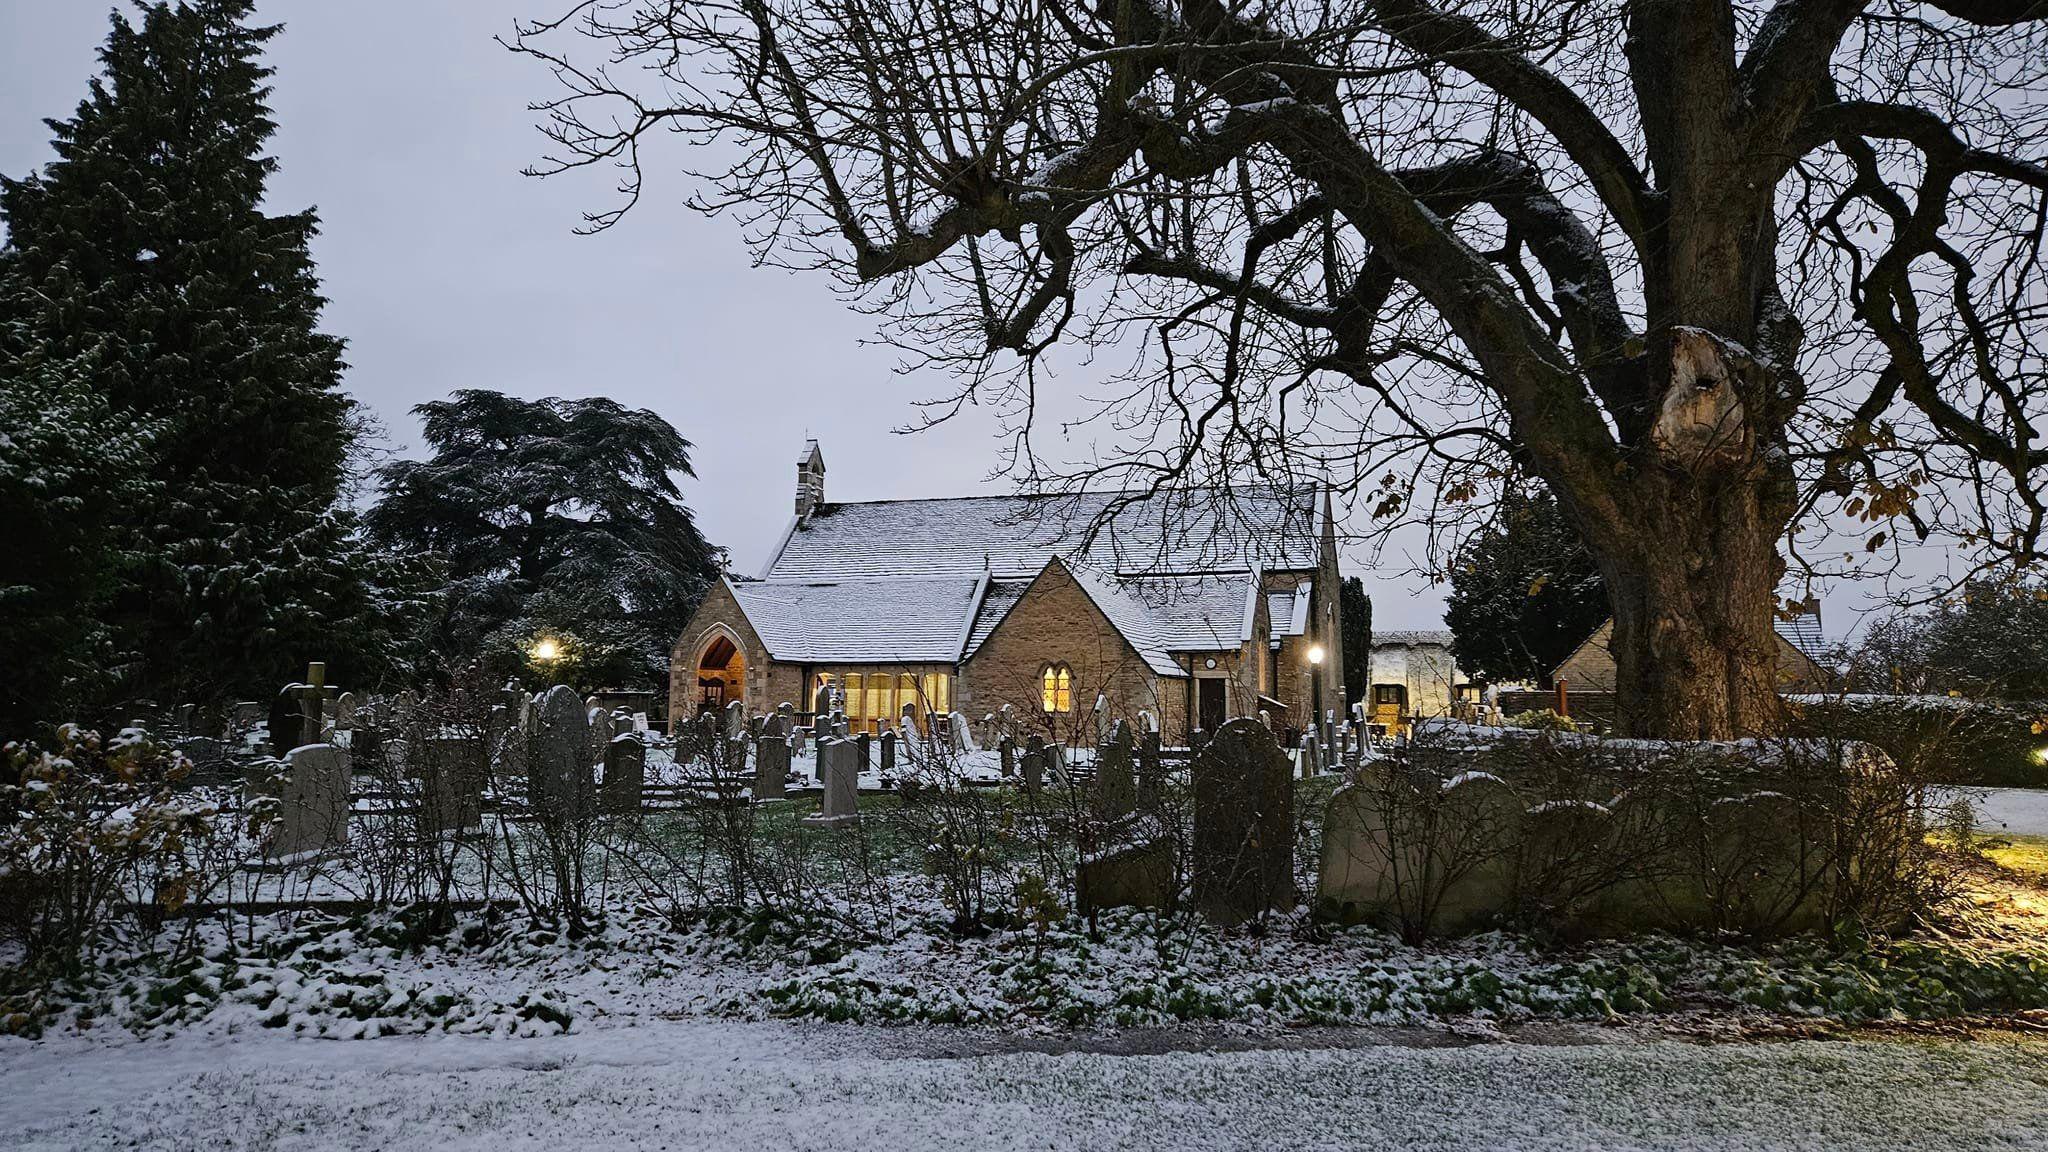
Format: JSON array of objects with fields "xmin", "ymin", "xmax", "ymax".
[{"xmin": 3, "ymin": 1018, "xmax": 2045, "ymax": 1150}]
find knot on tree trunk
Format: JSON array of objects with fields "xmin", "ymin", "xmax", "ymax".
[{"xmin": 1651, "ymin": 327, "xmax": 1760, "ymax": 471}]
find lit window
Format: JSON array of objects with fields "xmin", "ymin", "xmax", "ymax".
[
  {"xmin": 844, "ymin": 672, "xmax": 865, "ymax": 720},
  {"xmin": 1041, "ymin": 664, "xmax": 1072, "ymax": 713},
  {"xmin": 921, "ymin": 671, "xmax": 951, "ymax": 714}
]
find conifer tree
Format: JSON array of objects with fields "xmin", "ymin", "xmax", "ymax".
[
  {"xmin": 0, "ymin": 1, "xmax": 413, "ymax": 713},
  {"xmin": 1443, "ymin": 490, "xmax": 1610, "ymax": 688}
]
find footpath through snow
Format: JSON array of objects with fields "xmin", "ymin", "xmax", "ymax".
[{"xmin": 3, "ymin": 1017, "xmax": 2047, "ymax": 1150}]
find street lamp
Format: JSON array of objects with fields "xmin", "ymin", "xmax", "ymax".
[
  {"xmin": 530, "ymin": 636, "xmax": 562, "ymax": 664},
  {"xmin": 1307, "ymin": 644, "xmax": 1326, "ymax": 731}
]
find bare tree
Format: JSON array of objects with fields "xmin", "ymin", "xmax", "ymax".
[{"xmin": 508, "ymin": 0, "xmax": 2047, "ymax": 738}]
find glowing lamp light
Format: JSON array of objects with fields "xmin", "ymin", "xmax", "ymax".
[
  {"xmin": 1307, "ymin": 644, "xmax": 1327, "ymax": 666},
  {"xmin": 530, "ymin": 637, "xmax": 563, "ymax": 663},
  {"xmin": 2035, "ymin": 746, "xmax": 2048, "ymax": 767}
]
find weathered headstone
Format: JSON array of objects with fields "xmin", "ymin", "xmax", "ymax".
[
  {"xmin": 879, "ymin": 729, "xmax": 895, "ymax": 775},
  {"xmin": 1022, "ymin": 735, "xmax": 1046, "ymax": 795},
  {"xmin": 900, "ymin": 702, "xmax": 920, "ymax": 737},
  {"xmin": 948, "ymin": 711, "xmax": 976, "ymax": 753},
  {"xmin": 1299, "ymin": 733, "xmax": 1322, "ymax": 778},
  {"xmin": 1095, "ymin": 720, "xmax": 1136, "ymax": 816},
  {"xmin": 272, "ymin": 743, "xmax": 350, "ymax": 857},
  {"xmin": 331, "ymin": 691, "xmax": 360, "ymax": 733},
  {"xmin": 813, "ymin": 682, "xmax": 835, "ymax": 723},
  {"xmin": 724, "ymin": 699, "xmax": 747, "ymax": 740},
  {"xmin": 1137, "ymin": 728, "xmax": 1163, "ymax": 807},
  {"xmin": 417, "ymin": 731, "xmax": 486, "ymax": 833},
  {"xmin": 269, "ymin": 683, "xmax": 323, "ymax": 754},
  {"xmin": 174, "ymin": 703, "xmax": 199, "ymax": 734},
  {"xmin": 803, "ymin": 736, "xmax": 860, "ymax": 827},
  {"xmin": 600, "ymin": 713, "xmax": 645, "ymax": 813},
  {"xmin": 1191, "ymin": 718, "xmax": 1295, "ymax": 925},
  {"xmin": 528, "ymin": 684, "xmax": 591, "ymax": 819},
  {"xmin": 999, "ymin": 735, "xmax": 1016, "ymax": 778},
  {"xmin": 855, "ymin": 731, "xmax": 871, "ymax": 776},
  {"xmin": 1077, "ymin": 834, "xmax": 1175, "ymax": 915},
  {"xmin": 755, "ymin": 725, "xmax": 791, "ymax": 801}
]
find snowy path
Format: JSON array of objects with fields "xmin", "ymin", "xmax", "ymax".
[{"xmin": 4, "ymin": 1020, "xmax": 2047, "ymax": 1150}]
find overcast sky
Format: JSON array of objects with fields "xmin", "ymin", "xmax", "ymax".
[{"xmin": 3, "ymin": 2, "xmax": 1969, "ymax": 636}]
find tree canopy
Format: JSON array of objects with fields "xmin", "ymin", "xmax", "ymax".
[
  {"xmin": 512, "ymin": 0, "xmax": 2047, "ymax": 737},
  {"xmin": 1444, "ymin": 489, "xmax": 1610, "ymax": 686},
  {"xmin": 0, "ymin": 0, "xmax": 414, "ymax": 721},
  {"xmin": 367, "ymin": 389, "xmax": 724, "ymax": 691}
]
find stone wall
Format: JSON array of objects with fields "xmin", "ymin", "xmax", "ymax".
[{"xmin": 666, "ymin": 582, "xmax": 804, "ymax": 731}]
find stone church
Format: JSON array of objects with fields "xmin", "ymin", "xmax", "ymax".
[{"xmin": 671, "ymin": 441, "xmax": 1344, "ymax": 741}]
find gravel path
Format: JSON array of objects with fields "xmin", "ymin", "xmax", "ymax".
[{"xmin": 4, "ymin": 1019, "xmax": 2047, "ymax": 1150}]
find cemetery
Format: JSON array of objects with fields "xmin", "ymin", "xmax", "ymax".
[{"xmin": 4, "ymin": 659, "xmax": 2044, "ymax": 1052}]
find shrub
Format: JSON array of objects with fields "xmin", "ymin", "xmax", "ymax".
[{"xmin": 0, "ymin": 726, "xmax": 221, "ymax": 979}]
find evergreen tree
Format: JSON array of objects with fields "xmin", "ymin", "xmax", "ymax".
[
  {"xmin": 1339, "ymin": 576, "xmax": 1372, "ymax": 706},
  {"xmin": 367, "ymin": 390, "xmax": 724, "ymax": 692},
  {"xmin": 0, "ymin": 1, "xmax": 403, "ymax": 712},
  {"xmin": 1443, "ymin": 488, "xmax": 1609, "ymax": 687}
]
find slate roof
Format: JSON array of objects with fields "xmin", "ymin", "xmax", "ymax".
[
  {"xmin": 1375, "ymin": 629, "xmax": 1456, "ymax": 647},
  {"xmin": 726, "ymin": 575, "xmax": 985, "ymax": 664},
  {"xmin": 1064, "ymin": 566, "xmax": 1262, "ymax": 676},
  {"xmin": 723, "ymin": 483, "xmax": 1321, "ymax": 672},
  {"xmin": 1267, "ymin": 580, "xmax": 1314, "ymax": 639},
  {"xmin": 762, "ymin": 486, "xmax": 1322, "ymax": 582}
]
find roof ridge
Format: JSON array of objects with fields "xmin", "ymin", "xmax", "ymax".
[{"xmin": 811, "ymin": 481, "xmax": 1316, "ymax": 510}]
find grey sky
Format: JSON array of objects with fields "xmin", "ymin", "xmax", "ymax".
[{"xmin": 2, "ymin": 2, "xmax": 1967, "ymax": 637}]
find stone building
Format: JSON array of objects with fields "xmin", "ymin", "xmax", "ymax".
[
  {"xmin": 670, "ymin": 441, "xmax": 1344, "ymax": 740},
  {"xmin": 1365, "ymin": 630, "xmax": 1471, "ymax": 733},
  {"xmin": 1551, "ymin": 618, "xmax": 1829, "ymax": 694}
]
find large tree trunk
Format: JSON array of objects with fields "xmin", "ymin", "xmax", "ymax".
[
  {"xmin": 1553, "ymin": 329, "xmax": 1796, "ymax": 740},
  {"xmin": 1597, "ymin": 494, "xmax": 1786, "ymax": 740}
]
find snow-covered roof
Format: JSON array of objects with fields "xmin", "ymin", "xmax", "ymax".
[
  {"xmin": 1267, "ymin": 580, "xmax": 1313, "ymax": 639},
  {"xmin": 726, "ymin": 576, "xmax": 984, "ymax": 664},
  {"xmin": 761, "ymin": 486, "xmax": 1322, "ymax": 582},
  {"xmin": 1375, "ymin": 629, "xmax": 1456, "ymax": 648},
  {"xmin": 1065, "ymin": 565, "xmax": 1261, "ymax": 676},
  {"xmin": 963, "ymin": 579, "xmax": 1032, "ymax": 658}
]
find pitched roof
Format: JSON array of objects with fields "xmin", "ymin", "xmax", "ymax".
[
  {"xmin": 762, "ymin": 486, "xmax": 1322, "ymax": 582},
  {"xmin": 726, "ymin": 575, "xmax": 985, "ymax": 664},
  {"xmin": 1376, "ymin": 629, "xmax": 1456, "ymax": 647},
  {"xmin": 1064, "ymin": 564, "xmax": 1261, "ymax": 676},
  {"xmin": 1268, "ymin": 580, "xmax": 1314, "ymax": 639},
  {"xmin": 963, "ymin": 578, "xmax": 1032, "ymax": 657}
]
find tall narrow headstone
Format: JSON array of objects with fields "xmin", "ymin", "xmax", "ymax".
[
  {"xmin": 1137, "ymin": 728, "xmax": 1163, "ymax": 806},
  {"xmin": 947, "ymin": 711, "xmax": 976, "ymax": 754},
  {"xmin": 1022, "ymin": 735, "xmax": 1046, "ymax": 795},
  {"xmin": 529, "ymin": 684, "xmax": 591, "ymax": 819},
  {"xmin": 1095, "ymin": 720, "xmax": 1136, "ymax": 817},
  {"xmin": 755, "ymin": 723, "xmax": 790, "ymax": 801},
  {"xmin": 803, "ymin": 736, "xmax": 860, "ymax": 827},
  {"xmin": 1191, "ymin": 718, "xmax": 1295, "ymax": 926},
  {"xmin": 601, "ymin": 714, "xmax": 645, "ymax": 812},
  {"xmin": 879, "ymin": 729, "xmax": 895, "ymax": 775},
  {"xmin": 999, "ymin": 735, "xmax": 1016, "ymax": 778}
]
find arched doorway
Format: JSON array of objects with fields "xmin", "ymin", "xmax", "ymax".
[{"xmin": 694, "ymin": 632, "xmax": 746, "ymax": 716}]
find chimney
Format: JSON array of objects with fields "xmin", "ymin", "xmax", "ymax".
[{"xmin": 795, "ymin": 439, "xmax": 826, "ymax": 523}]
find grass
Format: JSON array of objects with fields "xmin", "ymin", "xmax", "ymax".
[{"xmin": 1981, "ymin": 833, "xmax": 2048, "ymax": 885}]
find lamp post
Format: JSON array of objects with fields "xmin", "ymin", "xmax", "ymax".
[{"xmin": 1307, "ymin": 644, "xmax": 1326, "ymax": 736}]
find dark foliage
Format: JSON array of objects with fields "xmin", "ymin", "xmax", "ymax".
[
  {"xmin": 0, "ymin": 0, "xmax": 418, "ymax": 723},
  {"xmin": 1443, "ymin": 490, "xmax": 1609, "ymax": 686},
  {"xmin": 1340, "ymin": 576, "xmax": 1372, "ymax": 706},
  {"xmin": 367, "ymin": 389, "xmax": 724, "ymax": 692}
]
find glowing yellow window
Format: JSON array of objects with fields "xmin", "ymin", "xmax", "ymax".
[
  {"xmin": 843, "ymin": 672, "xmax": 864, "ymax": 720},
  {"xmin": 921, "ymin": 672, "xmax": 951, "ymax": 714},
  {"xmin": 1041, "ymin": 664, "xmax": 1072, "ymax": 713}
]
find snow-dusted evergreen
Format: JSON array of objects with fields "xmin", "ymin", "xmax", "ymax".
[{"xmin": 0, "ymin": 0, "xmax": 417, "ymax": 717}]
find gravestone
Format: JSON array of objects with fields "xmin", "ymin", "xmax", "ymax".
[
  {"xmin": 1094, "ymin": 720, "xmax": 1136, "ymax": 816},
  {"xmin": 331, "ymin": 691, "xmax": 360, "ymax": 733},
  {"xmin": 231, "ymin": 701, "xmax": 266, "ymax": 733},
  {"xmin": 900, "ymin": 702, "xmax": 920, "ymax": 737},
  {"xmin": 813, "ymin": 682, "xmax": 835, "ymax": 722},
  {"xmin": 272, "ymin": 743, "xmax": 350, "ymax": 857},
  {"xmin": 269, "ymin": 683, "xmax": 323, "ymax": 755},
  {"xmin": 179, "ymin": 736, "xmax": 227, "ymax": 778},
  {"xmin": 174, "ymin": 703, "xmax": 199, "ymax": 734},
  {"xmin": 601, "ymin": 714, "xmax": 645, "ymax": 813},
  {"xmin": 528, "ymin": 684, "xmax": 591, "ymax": 819},
  {"xmin": 879, "ymin": 729, "xmax": 896, "ymax": 775},
  {"xmin": 417, "ymin": 731, "xmax": 486, "ymax": 833},
  {"xmin": 1137, "ymin": 728, "xmax": 1164, "ymax": 807},
  {"xmin": 1191, "ymin": 718, "xmax": 1295, "ymax": 926},
  {"xmin": 1021, "ymin": 736, "xmax": 1046, "ymax": 795},
  {"xmin": 803, "ymin": 736, "xmax": 860, "ymax": 827},
  {"xmin": 1093, "ymin": 694, "xmax": 1111, "ymax": 746},
  {"xmin": 856, "ymin": 731, "xmax": 871, "ymax": 776},
  {"xmin": 948, "ymin": 711, "xmax": 976, "ymax": 753},
  {"xmin": 587, "ymin": 706, "xmax": 613, "ymax": 779},
  {"xmin": 999, "ymin": 735, "xmax": 1015, "ymax": 778},
  {"xmin": 724, "ymin": 699, "xmax": 747, "ymax": 741},
  {"xmin": 1189, "ymin": 727, "xmax": 1211, "ymax": 758},
  {"xmin": 1299, "ymin": 733, "xmax": 1322, "ymax": 778},
  {"xmin": 1077, "ymin": 835, "xmax": 1175, "ymax": 915},
  {"xmin": 755, "ymin": 725, "xmax": 791, "ymax": 801}
]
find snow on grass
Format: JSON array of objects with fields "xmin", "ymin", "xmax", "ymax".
[{"xmin": 3, "ymin": 1016, "xmax": 2047, "ymax": 1150}]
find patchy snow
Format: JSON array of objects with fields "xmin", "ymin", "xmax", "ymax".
[{"xmin": 3, "ymin": 1018, "xmax": 2046, "ymax": 1150}]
